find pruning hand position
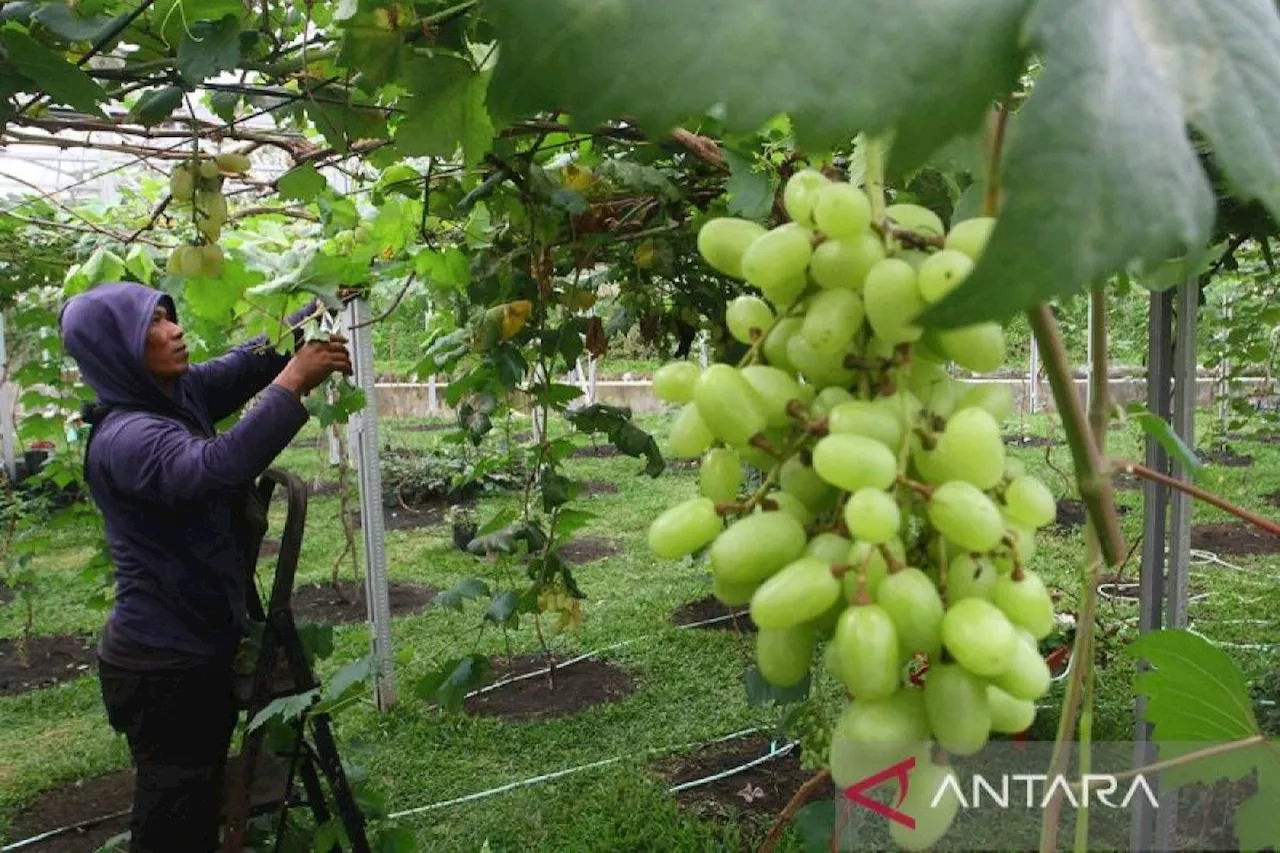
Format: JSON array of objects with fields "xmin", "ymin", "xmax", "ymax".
[{"xmin": 275, "ymin": 334, "xmax": 353, "ymax": 398}]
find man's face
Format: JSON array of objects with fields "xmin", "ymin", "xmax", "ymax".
[{"xmin": 144, "ymin": 304, "xmax": 189, "ymax": 383}]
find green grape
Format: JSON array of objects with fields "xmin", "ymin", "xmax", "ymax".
[
  {"xmin": 957, "ymin": 383, "xmax": 1014, "ymax": 422},
  {"xmin": 742, "ymin": 223, "xmax": 813, "ymax": 307},
  {"xmin": 910, "ymin": 435, "xmax": 945, "ymax": 485},
  {"xmin": 945, "ymin": 216, "xmax": 996, "ymax": 261},
  {"xmin": 886, "ymin": 203, "xmax": 945, "ymax": 238},
  {"xmin": 940, "ymin": 597, "xmax": 1017, "ymax": 677},
  {"xmin": 845, "ymin": 538, "xmax": 903, "ymax": 599},
  {"xmin": 813, "ymin": 598, "xmax": 844, "ymax": 636},
  {"xmin": 809, "ymin": 233, "xmax": 885, "ymax": 290},
  {"xmin": 865, "ymin": 334, "xmax": 897, "ymax": 361},
  {"xmin": 757, "ymin": 624, "xmax": 817, "ymax": 687},
  {"xmin": 992, "ymin": 571, "xmax": 1055, "ymax": 639},
  {"xmin": 696, "ymin": 217, "xmax": 767, "ymax": 279},
  {"xmin": 700, "ymin": 448, "xmax": 741, "ymax": 503},
  {"xmin": 1004, "ymin": 476, "xmax": 1056, "ymax": 529},
  {"xmin": 938, "ymin": 322, "xmax": 1006, "ymax": 373},
  {"xmin": 769, "ymin": 492, "xmax": 814, "ymax": 525},
  {"xmin": 693, "ymin": 365, "xmax": 768, "ymax": 447},
  {"xmin": 875, "ymin": 568, "xmax": 944, "ymax": 661},
  {"xmin": 863, "ymin": 258, "xmax": 925, "ymax": 344},
  {"xmin": 992, "ymin": 522, "xmax": 1037, "ymax": 574},
  {"xmin": 762, "ymin": 316, "xmax": 803, "ymax": 373},
  {"xmin": 991, "ymin": 636, "xmax": 1051, "ymax": 700},
  {"xmin": 988, "ymin": 684, "xmax": 1036, "ymax": 734},
  {"xmin": 823, "ymin": 640, "xmax": 843, "ymax": 681},
  {"xmin": 741, "ymin": 365, "xmax": 806, "ymax": 429},
  {"xmin": 782, "ymin": 169, "xmax": 830, "ymax": 228},
  {"xmin": 751, "ymin": 556, "xmax": 842, "ymax": 630},
  {"xmin": 811, "ymin": 434, "xmax": 898, "ymax": 493},
  {"xmin": 828, "ymin": 400, "xmax": 903, "ymax": 450},
  {"xmin": 169, "ymin": 166, "xmax": 195, "ymax": 202},
  {"xmin": 668, "ymin": 403, "xmax": 715, "ymax": 458},
  {"xmin": 1003, "ymin": 457, "xmax": 1026, "ymax": 480},
  {"xmin": 653, "ymin": 361, "xmax": 701, "ymax": 403},
  {"xmin": 917, "ymin": 249, "xmax": 974, "ymax": 304},
  {"xmin": 711, "ymin": 511, "xmax": 808, "ymax": 586},
  {"xmin": 780, "ymin": 456, "xmax": 836, "ymax": 510},
  {"xmin": 928, "ymin": 481, "xmax": 1006, "ymax": 553},
  {"xmin": 906, "ymin": 358, "xmax": 949, "ymax": 406},
  {"xmin": 844, "ymin": 488, "xmax": 901, "ymax": 544},
  {"xmin": 786, "ymin": 333, "xmax": 857, "ymax": 387},
  {"xmin": 712, "ymin": 573, "xmax": 757, "ymax": 607},
  {"xmin": 726, "ymin": 295, "xmax": 775, "ymax": 345},
  {"xmin": 813, "ymin": 182, "xmax": 872, "ymax": 239},
  {"xmin": 946, "ymin": 553, "xmax": 998, "ymax": 602},
  {"xmin": 828, "ymin": 690, "xmax": 930, "ymax": 788},
  {"xmin": 876, "ymin": 390, "xmax": 923, "ymax": 435},
  {"xmin": 801, "ymin": 288, "xmax": 865, "ymax": 353},
  {"xmin": 811, "ymin": 386, "xmax": 854, "ymax": 418},
  {"xmin": 833, "ymin": 604, "xmax": 901, "ymax": 701},
  {"xmin": 923, "ymin": 662, "xmax": 991, "ymax": 755},
  {"xmin": 806, "ymin": 532, "xmax": 852, "ymax": 564},
  {"xmin": 933, "ymin": 408, "xmax": 1005, "ymax": 490},
  {"xmin": 648, "ymin": 497, "xmax": 723, "ymax": 559},
  {"xmin": 889, "ymin": 757, "xmax": 963, "ymax": 852}
]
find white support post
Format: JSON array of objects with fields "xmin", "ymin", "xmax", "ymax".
[
  {"xmin": 0, "ymin": 313, "xmax": 15, "ymax": 481},
  {"xmin": 587, "ymin": 354, "xmax": 597, "ymax": 405},
  {"xmin": 428, "ymin": 375, "xmax": 438, "ymax": 412},
  {"xmin": 1028, "ymin": 339, "xmax": 1041, "ymax": 414},
  {"xmin": 344, "ymin": 299, "xmax": 397, "ymax": 711},
  {"xmin": 1085, "ymin": 296, "xmax": 1095, "ymax": 413}
]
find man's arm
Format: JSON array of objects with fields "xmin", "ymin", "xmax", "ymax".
[
  {"xmin": 103, "ymin": 385, "xmax": 309, "ymax": 505},
  {"xmin": 189, "ymin": 301, "xmax": 325, "ymax": 424}
]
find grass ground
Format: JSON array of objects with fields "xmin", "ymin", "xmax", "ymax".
[{"xmin": 0, "ymin": 407, "xmax": 1277, "ymax": 851}]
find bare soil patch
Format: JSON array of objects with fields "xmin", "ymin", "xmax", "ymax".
[
  {"xmin": 1202, "ymin": 447, "xmax": 1255, "ymax": 468},
  {"xmin": 558, "ymin": 536, "xmax": 621, "ymax": 565},
  {"xmin": 654, "ymin": 734, "xmax": 813, "ymax": 820},
  {"xmin": 672, "ymin": 596, "xmax": 757, "ymax": 633},
  {"xmin": 462, "ymin": 654, "xmax": 636, "ymax": 720},
  {"xmin": 290, "ymin": 581, "xmax": 436, "ymax": 625},
  {"xmin": 580, "ymin": 480, "xmax": 619, "ymax": 497},
  {"xmin": 0, "ymin": 636, "xmax": 97, "ymax": 697},
  {"xmin": 571, "ymin": 444, "xmax": 620, "ymax": 459},
  {"xmin": 1051, "ymin": 498, "xmax": 1131, "ymax": 532},
  {"xmin": 1190, "ymin": 522, "xmax": 1280, "ymax": 557},
  {"xmin": 1003, "ymin": 434, "xmax": 1060, "ymax": 448}
]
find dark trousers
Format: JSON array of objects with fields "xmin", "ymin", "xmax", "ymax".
[{"xmin": 99, "ymin": 658, "xmax": 237, "ymax": 853}]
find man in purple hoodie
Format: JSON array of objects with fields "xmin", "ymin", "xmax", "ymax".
[{"xmin": 59, "ymin": 281, "xmax": 352, "ymax": 852}]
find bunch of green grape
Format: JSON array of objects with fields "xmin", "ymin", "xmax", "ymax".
[
  {"xmin": 647, "ymin": 168, "xmax": 1057, "ymax": 851},
  {"xmin": 166, "ymin": 153, "xmax": 250, "ymax": 279}
]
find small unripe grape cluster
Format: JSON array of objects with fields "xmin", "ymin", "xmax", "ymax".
[
  {"xmin": 166, "ymin": 153, "xmax": 250, "ymax": 279},
  {"xmin": 649, "ymin": 169, "xmax": 1056, "ymax": 850}
]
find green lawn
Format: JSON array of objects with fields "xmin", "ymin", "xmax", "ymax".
[{"xmin": 1, "ymin": 409, "xmax": 1277, "ymax": 851}]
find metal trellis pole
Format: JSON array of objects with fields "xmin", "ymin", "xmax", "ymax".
[
  {"xmin": 344, "ymin": 299, "xmax": 398, "ymax": 711},
  {"xmin": 0, "ymin": 313, "xmax": 16, "ymax": 481},
  {"xmin": 1132, "ymin": 287, "xmax": 1174, "ymax": 851},
  {"xmin": 1028, "ymin": 338, "xmax": 1041, "ymax": 414}
]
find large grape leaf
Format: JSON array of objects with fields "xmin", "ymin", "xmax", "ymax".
[
  {"xmin": 924, "ymin": 0, "xmax": 1215, "ymax": 327},
  {"xmin": 486, "ymin": 0, "xmax": 1029, "ymax": 165},
  {"xmin": 1128, "ymin": 0, "xmax": 1280, "ymax": 229},
  {"xmin": 1127, "ymin": 629, "xmax": 1264, "ymax": 788},
  {"xmin": 1236, "ymin": 755, "xmax": 1280, "ymax": 852},
  {"xmin": 176, "ymin": 14, "xmax": 241, "ymax": 84},
  {"xmin": 0, "ymin": 28, "xmax": 107, "ymax": 115},
  {"xmin": 395, "ymin": 56, "xmax": 493, "ymax": 167}
]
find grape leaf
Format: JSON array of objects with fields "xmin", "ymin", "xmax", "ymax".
[
  {"xmin": 1236, "ymin": 754, "xmax": 1280, "ymax": 852},
  {"xmin": 337, "ymin": 12, "xmax": 410, "ymax": 90},
  {"xmin": 0, "ymin": 29, "xmax": 107, "ymax": 115},
  {"xmin": 277, "ymin": 163, "xmax": 328, "ymax": 201},
  {"xmin": 395, "ymin": 56, "xmax": 494, "ymax": 166},
  {"xmin": 176, "ymin": 15, "xmax": 241, "ymax": 84},
  {"xmin": 31, "ymin": 3, "xmax": 116, "ymax": 42},
  {"xmin": 1127, "ymin": 629, "xmax": 1263, "ymax": 787},
  {"xmin": 151, "ymin": 0, "xmax": 243, "ymax": 49},
  {"xmin": 745, "ymin": 667, "xmax": 810, "ymax": 706},
  {"xmin": 487, "ymin": 0, "xmax": 1028, "ymax": 163},
  {"xmin": 1125, "ymin": 403, "xmax": 1201, "ymax": 477},
  {"xmin": 129, "ymin": 86, "xmax": 184, "ymax": 127},
  {"xmin": 320, "ymin": 655, "xmax": 376, "ymax": 705},
  {"xmin": 247, "ymin": 688, "xmax": 319, "ymax": 732},
  {"xmin": 484, "ymin": 590, "xmax": 521, "ymax": 627},
  {"xmin": 553, "ymin": 509, "xmax": 597, "ymax": 541},
  {"xmin": 1132, "ymin": 0, "xmax": 1280, "ymax": 231},
  {"xmin": 723, "ymin": 149, "xmax": 774, "ymax": 221},
  {"xmin": 434, "ymin": 577, "xmax": 492, "ymax": 612},
  {"xmin": 924, "ymin": 0, "xmax": 1216, "ymax": 327}
]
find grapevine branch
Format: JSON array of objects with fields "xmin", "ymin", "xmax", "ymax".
[
  {"xmin": 1118, "ymin": 461, "xmax": 1280, "ymax": 536},
  {"xmin": 1026, "ymin": 305, "xmax": 1126, "ymax": 566},
  {"xmin": 759, "ymin": 769, "xmax": 832, "ymax": 853}
]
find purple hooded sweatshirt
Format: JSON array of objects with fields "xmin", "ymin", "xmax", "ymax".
[{"xmin": 60, "ymin": 282, "xmax": 314, "ymax": 666}]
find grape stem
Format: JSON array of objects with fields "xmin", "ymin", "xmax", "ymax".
[
  {"xmin": 863, "ymin": 135, "xmax": 888, "ymax": 225},
  {"xmin": 895, "ymin": 475, "xmax": 934, "ymax": 499},
  {"xmin": 758, "ymin": 769, "xmax": 832, "ymax": 853},
  {"xmin": 1117, "ymin": 461, "xmax": 1280, "ymax": 536},
  {"xmin": 878, "ymin": 543, "xmax": 905, "ymax": 574},
  {"xmin": 1025, "ymin": 305, "xmax": 1126, "ymax": 566}
]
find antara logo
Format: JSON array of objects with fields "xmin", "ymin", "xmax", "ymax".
[{"xmin": 842, "ymin": 756, "xmax": 918, "ymax": 830}]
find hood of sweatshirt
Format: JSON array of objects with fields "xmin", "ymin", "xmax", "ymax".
[{"xmin": 59, "ymin": 281, "xmax": 182, "ymax": 413}]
